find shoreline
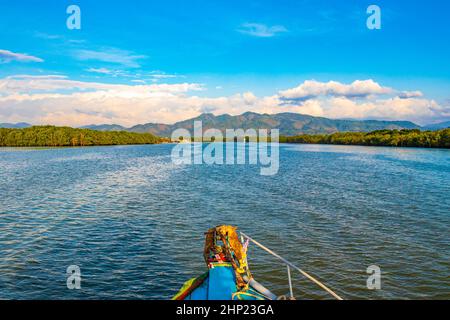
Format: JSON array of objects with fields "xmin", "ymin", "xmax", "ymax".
[
  {"xmin": 1, "ymin": 126, "xmax": 449, "ymax": 149},
  {"xmin": 1, "ymin": 141, "xmax": 450, "ymax": 150}
]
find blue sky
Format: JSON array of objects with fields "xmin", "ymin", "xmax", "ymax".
[{"xmin": 0, "ymin": 0, "xmax": 449, "ymax": 126}]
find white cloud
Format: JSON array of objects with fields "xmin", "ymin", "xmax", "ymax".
[
  {"xmin": 279, "ymin": 79, "xmax": 393, "ymax": 101},
  {"xmin": 86, "ymin": 67, "xmax": 114, "ymax": 75},
  {"xmin": 74, "ymin": 48, "xmax": 147, "ymax": 68},
  {"xmin": 298, "ymin": 96, "xmax": 442, "ymax": 124},
  {"xmin": 238, "ymin": 23, "xmax": 288, "ymax": 37},
  {"xmin": 85, "ymin": 67, "xmax": 135, "ymax": 78},
  {"xmin": 398, "ymin": 90, "xmax": 423, "ymax": 99},
  {"xmin": 278, "ymin": 80, "xmax": 447, "ymax": 124},
  {"xmin": 0, "ymin": 75, "xmax": 203, "ymax": 96},
  {"xmin": 131, "ymin": 79, "xmax": 146, "ymax": 84},
  {"xmin": 0, "ymin": 77, "xmax": 447, "ymax": 126},
  {"xmin": 34, "ymin": 32, "xmax": 62, "ymax": 40},
  {"xmin": 150, "ymin": 74, "xmax": 176, "ymax": 79},
  {"xmin": 149, "ymin": 71, "xmax": 178, "ymax": 79},
  {"xmin": 146, "ymin": 71, "xmax": 184, "ymax": 82},
  {"xmin": 0, "ymin": 49, "xmax": 44, "ymax": 63}
]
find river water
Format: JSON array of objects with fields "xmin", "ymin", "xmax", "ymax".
[{"xmin": 0, "ymin": 143, "xmax": 449, "ymax": 299}]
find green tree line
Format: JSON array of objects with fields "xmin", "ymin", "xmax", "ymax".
[
  {"xmin": 279, "ymin": 129, "xmax": 450, "ymax": 148},
  {"xmin": 0, "ymin": 126, "xmax": 161, "ymax": 147}
]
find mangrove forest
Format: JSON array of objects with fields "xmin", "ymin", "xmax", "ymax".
[
  {"xmin": 279, "ymin": 129, "xmax": 450, "ymax": 148},
  {"xmin": 0, "ymin": 126, "xmax": 161, "ymax": 147}
]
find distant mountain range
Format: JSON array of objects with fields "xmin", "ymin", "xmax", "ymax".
[
  {"xmin": 81, "ymin": 112, "xmax": 423, "ymax": 137},
  {"xmin": 422, "ymin": 121, "xmax": 450, "ymax": 131},
  {"xmin": 0, "ymin": 122, "xmax": 32, "ymax": 129},
  {"xmin": 2, "ymin": 113, "xmax": 450, "ymax": 136}
]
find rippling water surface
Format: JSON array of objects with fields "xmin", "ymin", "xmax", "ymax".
[{"xmin": 0, "ymin": 144, "xmax": 449, "ymax": 299}]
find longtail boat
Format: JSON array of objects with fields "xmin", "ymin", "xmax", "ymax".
[{"xmin": 173, "ymin": 225, "xmax": 344, "ymax": 300}]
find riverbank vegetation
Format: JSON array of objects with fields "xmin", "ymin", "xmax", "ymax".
[
  {"xmin": 279, "ymin": 129, "xmax": 450, "ymax": 148},
  {"xmin": 0, "ymin": 126, "xmax": 161, "ymax": 147},
  {"xmin": 2, "ymin": 126, "xmax": 449, "ymax": 149}
]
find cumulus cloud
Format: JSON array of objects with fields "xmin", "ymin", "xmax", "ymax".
[
  {"xmin": 278, "ymin": 80, "xmax": 447, "ymax": 124},
  {"xmin": 0, "ymin": 49, "xmax": 43, "ymax": 63},
  {"xmin": 279, "ymin": 79, "xmax": 393, "ymax": 102},
  {"xmin": 298, "ymin": 96, "xmax": 442, "ymax": 124},
  {"xmin": 0, "ymin": 77, "xmax": 447, "ymax": 126},
  {"xmin": 237, "ymin": 23, "xmax": 288, "ymax": 37}
]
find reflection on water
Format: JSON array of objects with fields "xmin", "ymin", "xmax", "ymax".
[{"xmin": 0, "ymin": 144, "xmax": 449, "ymax": 299}]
